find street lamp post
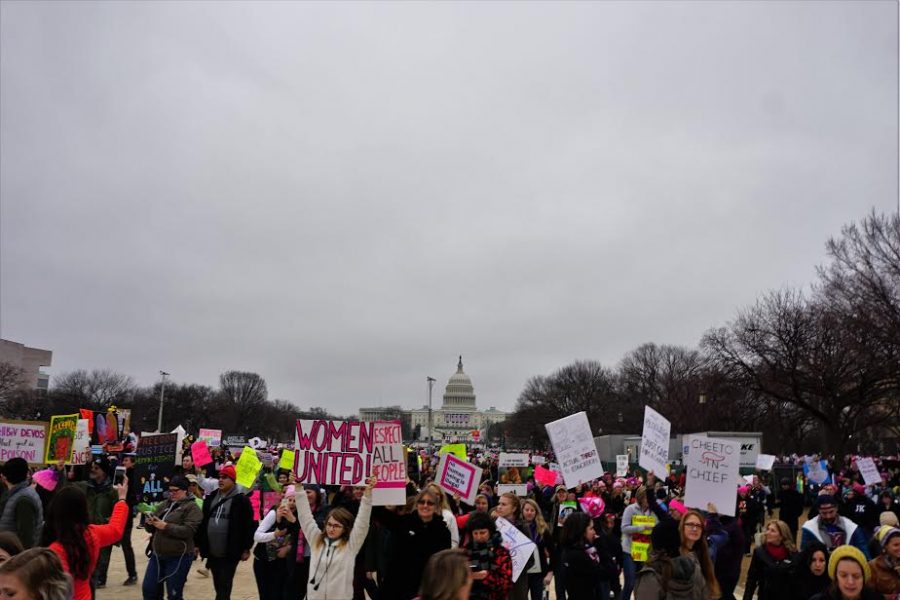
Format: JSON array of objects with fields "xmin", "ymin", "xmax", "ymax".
[
  {"xmin": 157, "ymin": 371, "xmax": 169, "ymax": 433},
  {"xmin": 426, "ymin": 377, "xmax": 436, "ymax": 448}
]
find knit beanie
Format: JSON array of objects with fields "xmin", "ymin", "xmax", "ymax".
[
  {"xmin": 827, "ymin": 545, "xmax": 871, "ymax": 582},
  {"xmin": 880, "ymin": 511, "xmax": 899, "ymax": 527},
  {"xmin": 877, "ymin": 526, "xmax": 900, "ymax": 550}
]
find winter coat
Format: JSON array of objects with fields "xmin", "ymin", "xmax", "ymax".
[
  {"xmin": 562, "ymin": 541, "xmax": 617, "ymax": 600},
  {"xmin": 868, "ymin": 555, "xmax": 900, "ymax": 597},
  {"xmin": 197, "ymin": 488, "xmax": 255, "ymax": 561},
  {"xmin": 150, "ymin": 497, "xmax": 203, "ymax": 557},
  {"xmin": 634, "ymin": 553, "xmax": 706, "ymax": 600},
  {"xmin": 809, "ymin": 588, "xmax": 883, "ymax": 600},
  {"xmin": 297, "ymin": 491, "xmax": 371, "ymax": 600},
  {"xmin": 801, "ymin": 516, "xmax": 871, "ymax": 559},
  {"xmin": 373, "ymin": 507, "xmax": 451, "ymax": 600},
  {"xmin": 741, "ymin": 545, "xmax": 799, "ymax": 600},
  {"xmin": 463, "ymin": 532, "xmax": 513, "ymax": 600},
  {"xmin": 49, "ymin": 501, "xmax": 127, "ymax": 600},
  {"xmin": 0, "ymin": 481, "xmax": 42, "ymax": 548},
  {"xmin": 709, "ymin": 516, "xmax": 744, "ymax": 583},
  {"xmin": 73, "ymin": 478, "xmax": 119, "ymax": 525},
  {"xmin": 776, "ymin": 488, "xmax": 804, "ymax": 523}
]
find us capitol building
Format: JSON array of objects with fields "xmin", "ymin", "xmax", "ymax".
[{"xmin": 359, "ymin": 357, "xmax": 507, "ymax": 442}]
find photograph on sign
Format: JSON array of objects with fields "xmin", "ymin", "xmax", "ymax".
[
  {"xmin": 544, "ymin": 411, "xmax": 603, "ymax": 488},
  {"xmin": 639, "ymin": 406, "xmax": 670, "ymax": 476},
  {"xmin": 684, "ymin": 435, "xmax": 740, "ymax": 517},
  {"xmin": 498, "ymin": 452, "xmax": 532, "ymax": 496},
  {"xmin": 616, "ymin": 455, "xmax": 629, "ymax": 477}
]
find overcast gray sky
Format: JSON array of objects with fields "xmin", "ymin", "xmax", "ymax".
[{"xmin": 1, "ymin": 1, "xmax": 897, "ymax": 416}]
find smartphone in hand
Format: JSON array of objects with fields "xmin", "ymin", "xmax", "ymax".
[{"xmin": 114, "ymin": 466, "xmax": 127, "ymax": 486}]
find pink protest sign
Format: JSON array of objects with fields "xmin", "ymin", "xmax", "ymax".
[
  {"xmin": 249, "ymin": 490, "xmax": 261, "ymax": 521},
  {"xmin": 190, "ymin": 440, "xmax": 214, "ymax": 467},
  {"xmin": 436, "ymin": 452, "xmax": 479, "ymax": 505},
  {"xmin": 262, "ymin": 491, "xmax": 283, "ymax": 517},
  {"xmin": 534, "ymin": 465, "xmax": 560, "ymax": 488}
]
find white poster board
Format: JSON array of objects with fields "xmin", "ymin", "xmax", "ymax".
[
  {"xmin": 639, "ymin": 406, "xmax": 670, "ymax": 476},
  {"xmin": 370, "ymin": 428, "xmax": 406, "ymax": 506},
  {"xmin": 856, "ymin": 457, "xmax": 881, "ymax": 487},
  {"xmin": 496, "ymin": 516, "xmax": 537, "ymax": 583},
  {"xmin": 197, "ymin": 428, "xmax": 222, "ymax": 447},
  {"xmin": 0, "ymin": 420, "xmax": 48, "ymax": 465},
  {"xmin": 755, "ymin": 454, "xmax": 776, "ymax": 471},
  {"xmin": 531, "ymin": 455, "xmax": 546, "ymax": 465},
  {"xmin": 70, "ymin": 419, "xmax": 92, "ymax": 465},
  {"xmin": 436, "ymin": 452, "xmax": 480, "ymax": 505},
  {"xmin": 684, "ymin": 435, "xmax": 740, "ymax": 517},
  {"xmin": 498, "ymin": 453, "xmax": 530, "ymax": 496},
  {"xmin": 616, "ymin": 455, "xmax": 629, "ymax": 477},
  {"xmin": 544, "ymin": 412, "xmax": 603, "ymax": 488}
]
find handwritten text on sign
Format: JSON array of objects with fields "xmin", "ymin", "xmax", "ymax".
[
  {"xmin": 0, "ymin": 420, "xmax": 47, "ymax": 465},
  {"xmin": 496, "ymin": 516, "xmax": 537, "ymax": 583},
  {"xmin": 639, "ymin": 406, "xmax": 670, "ymax": 476},
  {"xmin": 544, "ymin": 412, "xmax": 603, "ymax": 488},
  {"xmin": 294, "ymin": 420, "xmax": 402, "ymax": 486},
  {"xmin": 684, "ymin": 435, "xmax": 740, "ymax": 517}
]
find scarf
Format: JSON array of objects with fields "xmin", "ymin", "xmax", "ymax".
[{"xmin": 765, "ymin": 543, "xmax": 788, "ymax": 562}]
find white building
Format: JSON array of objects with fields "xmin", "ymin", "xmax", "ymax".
[{"xmin": 405, "ymin": 357, "xmax": 506, "ymax": 442}]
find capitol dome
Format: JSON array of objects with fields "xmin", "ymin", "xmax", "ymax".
[{"xmin": 442, "ymin": 356, "xmax": 477, "ymax": 409}]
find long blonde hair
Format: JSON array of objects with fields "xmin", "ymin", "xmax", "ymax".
[
  {"xmin": 418, "ymin": 549, "xmax": 470, "ymax": 600},
  {"xmin": 522, "ymin": 498, "xmax": 550, "ymax": 537},
  {"xmin": 764, "ymin": 519, "xmax": 797, "ymax": 552},
  {"xmin": 426, "ymin": 484, "xmax": 451, "ymax": 513}
]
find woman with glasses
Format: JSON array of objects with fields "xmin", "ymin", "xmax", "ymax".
[
  {"xmin": 375, "ymin": 487, "xmax": 452, "ymax": 599},
  {"xmin": 295, "ymin": 475, "xmax": 376, "ymax": 599},
  {"xmin": 678, "ymin": 510, "xmax": 720, "ymax": 599},
  {"xmin": 142, "ymin": 474, "xmax": 204, "ymax": 600}
]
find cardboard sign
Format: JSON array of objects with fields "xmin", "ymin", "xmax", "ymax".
[
  {"xmin": 534, "ymin": 465, "xmax": 560, "ymax": 488},
  {"xmin": 198, "ymin": 428, "xmax": 222, "ymax": 447},
  {"xmin": 0, "ymin": 420, "xmax": 48, "ymax": 465},
  {"xmin": 496, "ymin": 516, "xmax": 536, "ymax": 583},
  {"xmin": 370, "ymin": 424, "xmax": 406, "ymax": 506},
  {"xmin": 134, "ymin": 433, "xmax": 178, "ymax": 504},
  {"xmin": 294, "ymin": 420, "xmax": 403, "ymax": 488},
  {"xmin": 684, "ymin": 435, "xmax": 740, "ymax": 517},
  {"xmin": 639, "ymin": 406, "xmax": 670, "ymax": 476},
  {"xmin": 544, "ymin": 412, "xmax": 603, "ymax": 488},
  {"xmin": 236, "ymin": 446, "xmax": 262, "ymax": 488},
  {"xmin": 191, "ymin": 440, "xmax": 214, "ymax": 467},
  {"xmin": 69, "ymin": 419, "xmax": 91, "ymax": 465},
  {"xmin": 856, "ymin": 457, "xmax": 881, "ymax": 487},
  {"xmin": 278, "ymin": 449, "xmax": 296, "ymax": 471},
  {"xmin": 755, "ymin": 454, "xmax": 776, "ymax": 471},
  {"xmin": 45, "ymin": 414, "xmax": 79, "ymax": 463},
  {"xmin": 436, "ymin": 452, "xmax": 480, "ymax": 505},
  {"xmin": 498, "ymin": 453, "xmax": 532, "ymax": 496},
  {"xmin": 616, "ymin": 455, "xmax": 629, "ymax": 477}
]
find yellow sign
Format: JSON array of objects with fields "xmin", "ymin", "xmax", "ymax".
[
  {"xmin": 631, "ymin": 515, "xmax": 655, "ymax": 561},
  {"xmin": 278, "ymin": 450, "xmax": 295, "ymax": 472},
  {"xmin": 235, "ymin": 446, "xmax": 262, "ymax": 489},
  {"xmin": 439, "ymin": 443, "xmax": 467, "ymax": 461},
  {"xmin": 631, "ymin": 541, "xmax": 650, "ymax": 561}
]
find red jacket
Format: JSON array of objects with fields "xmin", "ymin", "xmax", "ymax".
[{"xmin": 50, "ymin": 501, "xmax": 128, "ymax": 600}]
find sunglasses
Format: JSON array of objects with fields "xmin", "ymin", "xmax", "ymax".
[{"xmin": 417, "ymin": 499, "xmax": 436, "ymax": 506}]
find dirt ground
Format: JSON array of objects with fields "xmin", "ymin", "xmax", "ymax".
[{"xmin": 98, "ymin": 513, "xmax": 798, "ymax": 600}]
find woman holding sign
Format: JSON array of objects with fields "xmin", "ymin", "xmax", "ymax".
[{"xmin": 296, "ymin": 475, "xmax": 376, "ymax": 599}]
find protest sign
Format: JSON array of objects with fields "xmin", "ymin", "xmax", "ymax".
[
  {"xmin": 191, "ymin": 440, "xmax": 214, "ymax": 467},
  {"xmin": 631, "ymin": 515, "xmax": 655, "ymax": 560},
  {"xmin": 530, "ymin": 455, "xmax": 546, "ymax": 465},
  {"xmin": 755, "ymin": 454, "xmax": 776, "ymax": 471},
  {"xmin": 805, "ymin": 459, "xmax": 830, "ymax": 485},
  {"xmin": 69, "ymin": 419, "xmax": 91, "ymax": 465},
  {"xmin": 45, "ymin": 414, "xmax": 79, "ymax": 463},
  {"xmin": 0, "ymin": 420, "xmax": 47, "ymax": 465},
  {"xmin": 544, "ymin": 412, "xmax": 603, "ymax": 488},
  {"xmin": 496, "ymin": 516, "xmax": 536, "ymax": 583},
  {"xmin": 294, "ymin": 420, "xmax": 403, "ymax": 488},
  {"xmin": 134, "ymin": 433, "xmax": 178, "ymax": 504},
  {"xmin": 436, "ymin": 452, "xmax": 480, "ymax": 505},
  {"xmin": 616, "ymin": 455, "xmax": 629, "ymax": 477},
  {"xmin": 557, "ymin": 500, "xmax": 577, "ymax": 526},
  {"xmin": 262, "ymin": 491, "xmax": 284, "ymax": 518},
  {"xmin": 639, "ymin": 406, "xmax": 670, "ymax": 476},
  {"xmin": 684, "ymin": 435, "xmax": 740, "ymax": 517},
  {"xmin": 279, "ymin": 449, "xmax": 296, "ymax": 471},
  {"xmin": 438, "ymin": 443, "xmax": 467, "ymax": 461},
  {"xmin": 533, "ymin": 465, "xmax": 560, "ymax": 488},
  {"xmin": 370, "ymin": 422, "xmax": 406, "ymax": 506},
  {"xmin": 498, "ymin": 453, "xmax": 532, "ymax": 496},
  {"xmin": 856, "ymin": 457, "xmax": 881, "ymax": 487},
  {"xmin": 236, "ymin": 446, "xmax": 263, "ymax": 488},
  {"xmin": 198, "ymin": 428, "xmax": 222, "ymax": 447}
]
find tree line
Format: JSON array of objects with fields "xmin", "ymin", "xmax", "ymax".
[{"xmin": 503, "ymin": 211, "xmax": 900, "ymax": 460}]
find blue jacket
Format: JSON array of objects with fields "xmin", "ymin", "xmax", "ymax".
[{"xmin": 800, "ymin": 515, "xmax": 870, "ymax": 560}]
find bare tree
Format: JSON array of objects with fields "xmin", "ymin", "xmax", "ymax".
[
  {"xmin": 0, "ymin": 362, "xmax": 26, "ymax": 402},
  {"xmin": 219, "ymin": 371, "xmax": 268, "ymax": 435},
  {"xmin": 51, "ymin": 369, "xmax": 136, "ymax": 409}
]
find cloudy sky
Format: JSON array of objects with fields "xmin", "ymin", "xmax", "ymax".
[{"xmin": 1, "ymin": 1, "xmax": 897, "ymax": 416}]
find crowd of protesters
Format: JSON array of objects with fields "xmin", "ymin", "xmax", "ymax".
[{"xmin": 1, "ymin": 437, "xmax": 900, "ymax": 600}]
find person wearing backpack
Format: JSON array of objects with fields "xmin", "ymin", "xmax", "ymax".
[{"xmin": 742, "ymin": 519, "xmax": 798, "ymax": 600}]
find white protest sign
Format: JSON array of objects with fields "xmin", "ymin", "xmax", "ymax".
[
  {"xmin": 755, "ymin": 454, "xmax": 776, "ymax": 471},
  {"xmin": 498, "ymin": 453, "xmax": 530, "ymax": 496},
  {"xmin": 198, "ymin": 428, "xmax": 222, "ymax": 447},
  {"xmin": 684, "ymin": 435, "xmax": 740, "ymax": 517},
  {"xmin": 639, "ymin": 406, "xmax": 670, "ymax": 476},
  {"xmin": 616, "ymin": 455, "xmax": 629, "ymax": 477},
  {"xmin": 0, "ymin": 420, "xmax": 47, "ymax": 465},
  {"xmin": 544, "ymin": 412, "xmax": 603, "ymax": 488},
  {"xmin": 70, "ymin": 419, "xmax": 92, "ymax": 465},
  {"xmin": 370, "ymin": 422, "xmax": 406, "ymax": 506},
  {"xmin": 856, "ymin": 457, "xmax": 881, "ymax": 487},
  {"xmin": 436, "ymin": 452, "xmax": 480, "ymax": 505},
  {"xmin": 496, "ymin": 516, "xmax": 537, "ymax": 583},
  {"xmin": 294, "ymin": 419, "xmax": 401, "ymax": 487},
  {"xmin": 530, "ymin": 455, "xmax": 546, "ymax": 465}
]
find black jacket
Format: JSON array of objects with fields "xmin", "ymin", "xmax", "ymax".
[
  {"xmin": 742, "ymin": 545, "xmax": 799, "ymax": 600},
  {"xmin": 197, "ymin": 489, "xmax": 255, "ymax": 561},
  {"xmin": 809, "ymin": 588, "xmax": 882, "ymax": 600},
  {"xmin": 776, "ymin": 488, "xmax": 804, "ymax": 522},
  {"xmin": 562, "ymin": 542, "xmax": 615, "ymax": 600},
  {"xmin": 373, "ymin": 508, "xmax": 451, "ymax": 600}
]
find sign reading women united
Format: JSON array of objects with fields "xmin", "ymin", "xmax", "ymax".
[
  {"xmin": 294, "ymin": 420, "xmax": 406, "ymax": 505},
  {"xmin": 544, "ymin": 412, "xmax": 603, "ymax": 488},
  {"xmin": 684, "ymin": 435, "xmax": 740, "ymax": 517}
]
